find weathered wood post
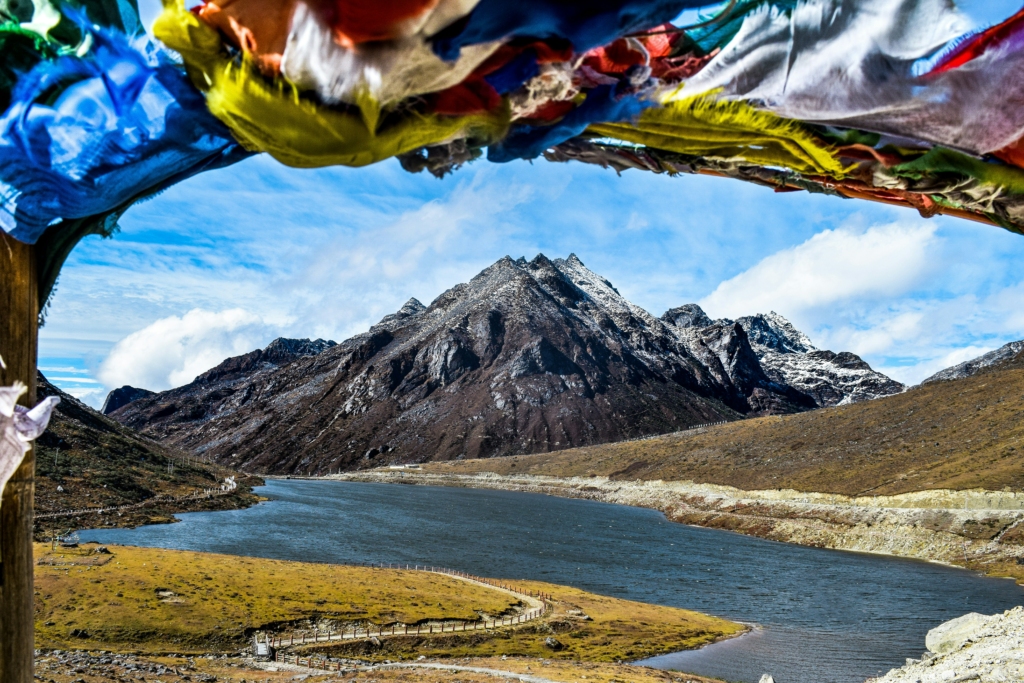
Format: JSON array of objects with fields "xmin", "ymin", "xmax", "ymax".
[{"xmin": 0, "ymin": 232, "xmax": 38, "ymax": 683}]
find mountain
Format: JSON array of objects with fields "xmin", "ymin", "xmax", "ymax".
[
  {"xmin": 109, "ymin": 255, "xmax": 901, "ymax": 473},
  {"xmin": 102, "ymin": 386, "xmax": 155, "ymax": 414},
  {"xmin": 736, "ymin": 312, "xmax": 905, "ymax": 405},
  {"xmin": 34, "ymin": 374, "xmax": 258, "ymax": 533},
  {"xmin": 662, "ymin": 305, "xmax": 904, "ymax": 406},
  {"xmin": 98, "ymin": 338, "xmax": 337, "ymax": 416},
  {"xmin": 922, "ymin": 340, "xmax": 1024, "ymax": 384}
]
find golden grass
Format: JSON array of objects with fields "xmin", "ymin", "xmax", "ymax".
[
  {"xmin": 310, "ymin": 578, "xmax": 743, "ymax": 663},
  {"xmin": 422, "ymin": 361, "xmax": 1024, "ymax": 496},
  {"xmin": 34, "ymin": 543, "xmax": 519, "ymax": 653},
  {"xmin": 35, "ymin": 543, "xmax": 742, "ymax": 666}
]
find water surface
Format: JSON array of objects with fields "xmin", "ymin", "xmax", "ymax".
[{"xmin": 81, "ymin": 479, "xmax": 1023, "ymax": 683}]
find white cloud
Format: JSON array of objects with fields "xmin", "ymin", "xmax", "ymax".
[
  {"xmin": 39, "ymin": 367, "xmax": 89, "ymax": 374},
  {"xmin": 97, "ymin": 309, "xmax": 274, "ymax": 392},
  {"xmin": 63, "ymin": 387, "xmax": 107, "ymax": 403},
  {"xmin": 700, "ymin": 222, "xmax": 939, "ymax": 321},
  {"xmin": 284, "ymin": 176, "xmax": 538, "ymax": 341},
  {"xmin": 625, "ymin": 213, "xmax": 649, "ymax": 232},
  {"xmin": 694, "ymin": 220, "xmax": 1024, "ymax": 384}
]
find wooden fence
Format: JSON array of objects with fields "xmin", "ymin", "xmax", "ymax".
[
  {"xmin": 267, "ymin": 565, "xmax": 549, "ymax": 649},
  {"xmin": 617, "ymin": 420, "xmax": 728, "ymax": 445}
]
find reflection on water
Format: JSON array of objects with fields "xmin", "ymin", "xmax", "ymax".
[{"xmin": 81, "ymin": 479, "xmax": 1023, "ymax": 683}]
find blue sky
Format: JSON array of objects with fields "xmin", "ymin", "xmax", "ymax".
[{"xmin": 39, "ymin": 0, "xmax": 1024, "ymax": 407}]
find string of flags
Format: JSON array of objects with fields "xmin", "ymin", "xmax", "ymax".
[{"xmin": 3, "ymin": 0, "xmax": 1024, "ymax": 296}]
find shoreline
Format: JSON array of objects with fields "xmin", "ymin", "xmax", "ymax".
[
  {"xmin": 319, "ymin": 470, "xmax": 1024, "ymax": 585},
  {"xmin": 632, "ymin": 619, "xmax": 759, "ymax": 665}
]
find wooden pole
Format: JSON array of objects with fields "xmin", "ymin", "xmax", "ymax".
[{"xmin": 0, "ymin": 231, "xmax": 38, "ymax": 683}]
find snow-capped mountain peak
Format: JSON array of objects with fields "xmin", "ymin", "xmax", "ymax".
[
  {"xmin": 661, "ymin": 304, "xmax": 713, "ymax": 329},
  {"xmin": 660, "ymin": 304, "xmax": 902, "ymax": 407},
  {"xmin": 737, "ymin": 312, "xmax": 816, "ymax": 355}
]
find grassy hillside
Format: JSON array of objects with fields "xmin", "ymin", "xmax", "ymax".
[
  {"xmin": 34, "ymin": 544, "xmax": 518, "ymax": 652},
  {"xmin": 423, "ymin": 350, "xmax": 1024, "ymax": 496},
  {"xmin": 35, "ymin": 543, "xmax": 741, "ymax": 663},
  {"xmin": 34, "ymin": 374, "xmax": 260, "ymax": 534}
]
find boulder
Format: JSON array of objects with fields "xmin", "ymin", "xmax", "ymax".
[
  {"xmin": 543, "ymin": 636, "xmax": 563, "ymax": 651},
  {"xmin": 925, "ymin": 612, "xmax": 992, "ymax": 654}
]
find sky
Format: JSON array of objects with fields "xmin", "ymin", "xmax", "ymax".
[{"xmin": 38, "ymin": 0, "xmax": 1024, "ymax": 408}]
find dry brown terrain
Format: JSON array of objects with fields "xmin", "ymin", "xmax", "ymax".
[{"xmin": 422, "ymin": 351, "xmax": 1024, "ymax": 496}]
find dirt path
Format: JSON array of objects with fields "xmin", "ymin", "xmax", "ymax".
[{"xmin": 256, "ymin": 658, "xmax": 562, "ymax": 682}]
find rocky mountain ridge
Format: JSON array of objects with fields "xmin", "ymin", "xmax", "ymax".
[
  {"xmin": 736, "ymin": 311, "xmax": 904, "ymax": 406},
  {"xmin": 663, "ymin": 305, "xmax": 905, "ymax": 407},
  {"xmin": 101, "ymin": 385, "xmax": 155, "ymax": 415},
  {"xmin": 108, "ymin": 255, "xmax": 901, "ymax": 473},
  {"xmin": 923, "ymin": 340, "xmax": 1024, "ymax": 384}
]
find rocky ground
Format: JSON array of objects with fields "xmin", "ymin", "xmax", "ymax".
[
  {"xmin": 338, "ymin": 471, "xmax": 1024, "ymax": 584},
  {"xmin": 33, "ymin": 651, "xmax": 721, "ymax": 683},
  {"xmin": 868, "ymin": 607, "xmax": 1024, "ymax": 682}
]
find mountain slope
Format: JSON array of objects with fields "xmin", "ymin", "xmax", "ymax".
[
  {"xmin": 425, "ymin": 343, "xmax": 1024, "ymax": 496},
  {"xmin": 110, "ymin": 256, "xmax": 801, "ymax": 472},
  {"xmin": 110, "ymin": 255, "xmax": 900, "ymax": 474},
  {"xmin": 34, "ymin": 374, "xmax": 258, "ymax": 533},
  {"xmin": 102, "ymin": 386, "xmax": 155, "ymax": 414}
]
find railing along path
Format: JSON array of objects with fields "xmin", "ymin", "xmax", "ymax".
[
  {"xmin": 36, "ymin": 487, "xmax": 237, "ymax": 520},
  {"xmin": 617, "ymin": 420, "xmax": 728, "ymax": 445},
  {"xmin": 266, "ymin": 565, "xmax": 549, "ymax": 651}
]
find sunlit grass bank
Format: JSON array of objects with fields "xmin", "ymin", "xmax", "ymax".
[
  {"xmin": 34, "ymin": 543, "xmax": 742, "ymax": 664},
  {"xmin": 308, "ymin": 578, "xmax": 744, "ymax": 663},
  {"xmin": 34, "ymin": 544, "xmax": 519, "ymax": 652}
]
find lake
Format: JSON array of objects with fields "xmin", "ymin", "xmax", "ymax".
[{"xmin": 80, "ymin": 479, "xmax": 1023, "ymax": 683}]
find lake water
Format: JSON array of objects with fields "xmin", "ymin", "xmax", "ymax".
[{"xmin": 80, "ymin": 479, "xmax": 1023, "ymax": 683}]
